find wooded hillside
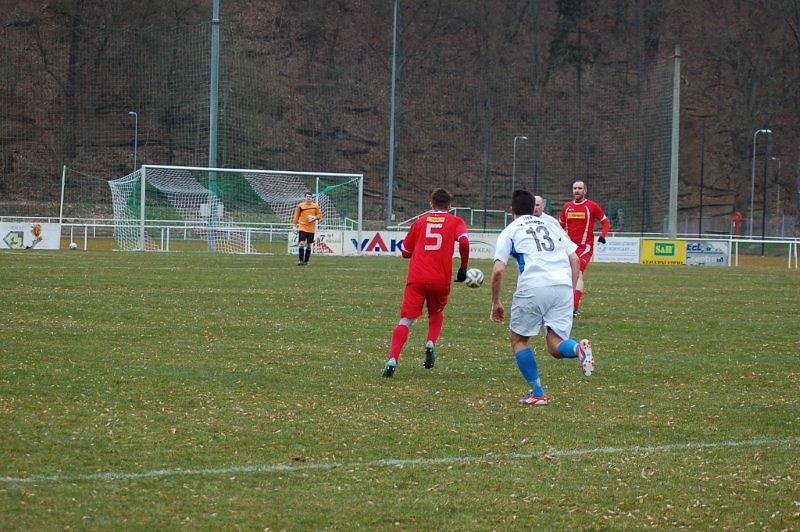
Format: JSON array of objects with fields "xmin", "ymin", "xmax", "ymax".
[{"xmin": 1, "ymin": 0, "xmax": 798, "ymax": 232}]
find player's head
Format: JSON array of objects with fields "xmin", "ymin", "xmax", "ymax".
[
  {"xmin": 430, "ymin": 188, "xmax": 452, "ymax": 210},
  {"xmin": 572, "ymin": 180, "xmax": 586, "ymax": 201},
  {"xmin": 304, "ymin": 192, "xmax": 314, "ymax": 203},
  {"xmin": 533, "ymin": 195, "xmax": 544, "ymax": 216},
  {"xmin": 511, "ymin": 190, "xmax": 534, "ymax": 216}
]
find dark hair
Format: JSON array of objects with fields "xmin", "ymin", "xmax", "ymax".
[
  {"xmin": 430, "ymin": 188, "xmax": 453, "ymax": 209},
  {"xmin": 511, "ymin": 190, "xmax": 534, "ymax": 215}
]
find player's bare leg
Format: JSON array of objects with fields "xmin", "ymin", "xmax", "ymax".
[
  {"xmin": 546, "ymin": 327, "xmax": 594, "ymax": 376},
  {"xmin": 511, "ymin": 331, "xmax": 548, "ymax": 406}
]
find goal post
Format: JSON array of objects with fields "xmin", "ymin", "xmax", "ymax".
[{"xmin": 108, "ymin": 165, "xmax": 364, "ymax": 253}]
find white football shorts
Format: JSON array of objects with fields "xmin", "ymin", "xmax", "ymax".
[{"xmin": 509, "ymin": 284, "xmax": 573, "ymax": 340}]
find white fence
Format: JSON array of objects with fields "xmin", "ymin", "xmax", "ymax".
[{"xmin": 1, "ymin": 215, "xmax": 798, "ymax": 268}]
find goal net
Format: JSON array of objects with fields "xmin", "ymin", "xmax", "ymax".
[{"xmin": 108, "ymin": 165, "xmax": 363, "ymax": 252}]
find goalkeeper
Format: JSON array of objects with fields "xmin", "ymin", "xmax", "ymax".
[{"xmin": 292, "ymin": 192, "xmax": 323, "ymax": 266}]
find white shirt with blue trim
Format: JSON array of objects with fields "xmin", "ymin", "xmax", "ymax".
[{"xmin": 493, "ymin": 213, "xmax": 578, "ymax": 296}]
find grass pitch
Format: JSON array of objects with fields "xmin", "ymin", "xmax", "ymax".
[{"xmin": 0, "ymin": 250, "xmax": 798, "ymax": 529}]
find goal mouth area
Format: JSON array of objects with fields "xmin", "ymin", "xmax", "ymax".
[{"xmin": 108, "ymin": 165, "xmax": 363, "ymax": 252}]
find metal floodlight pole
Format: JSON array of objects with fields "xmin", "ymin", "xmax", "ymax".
[
  {"xmin": 698, "ymin": 119, "xmax": 705, "ymax": 237},
  {"xmin": 207, "ymin": 0, "xmax": 221, "ymax": 251},
  {"xmin": 667, "ymin": 45, "xmax": 681, "ymax": 237},
  {"xmin": 771, "ymin": 156, "xmax": 781, "ymax": 215},
  {"xmin": 749, "ymin": 128, "xmax": 771, "ymax": 237},
  {"xmin": 386, "ymin": 0, "xmax": 399, "ymax": 226},
  {"xmin": 511, "ymin": 135, "xmax": 528, "ymax": 195},
  {"xmin": 128, "ymin": 111, "xmax": 138, "ymax": 172},
  {"xmin": 209, "ymin": 0, "xmax": 220, "ymax": 168}
]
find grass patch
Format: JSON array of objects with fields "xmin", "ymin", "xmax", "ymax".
[{"xmin": 1, "ymin": 251, "xmax": 798, "ymax": 528}]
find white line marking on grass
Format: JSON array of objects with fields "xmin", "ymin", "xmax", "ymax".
[{"xmin": 2, "ymin": 436, "xmax": 797, "ymax": 485}]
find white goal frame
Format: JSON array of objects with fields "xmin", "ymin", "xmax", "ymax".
[{"xmin": 119, "ymin": 164, "xmax": 363, "ymax": 253}]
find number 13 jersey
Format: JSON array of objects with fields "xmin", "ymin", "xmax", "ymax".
[
  {"xmin": 402, "ymin": 210, "xmax": 469, "ymax": 285},
  {"xmin": 493, "ymin": 213, "xmax": 578, "ymax": 294}
]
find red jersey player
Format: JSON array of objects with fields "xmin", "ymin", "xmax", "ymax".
[
  {"xmin": 558, "ymin": 180, "xmax": 611, "ymax": 317},
  {"xmin": 381, "ymin": 188, "xmax": 470, "ymax": 378}
]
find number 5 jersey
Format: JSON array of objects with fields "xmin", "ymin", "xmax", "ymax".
[{"xmin": 401, "ymin": 210, "xmax": 469, "ymax": 285}]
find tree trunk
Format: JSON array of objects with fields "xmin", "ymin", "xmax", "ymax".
[{"xmin": 530, "ymin": 0, "xmax": 544, "ymax": 90}]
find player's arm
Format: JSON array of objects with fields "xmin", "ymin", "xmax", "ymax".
[
  {"xmin": 313, "ymin": 205, "xmax": 324, "ymax": 222},
  {"xmin": 291, "ymin": 204, "xmax": 301, "ymax": 227},
  {"xmin": 490, "ymin": 259, "xmax": 506, "ymax": 323},
  {"xmin": 568, "ymin": 251, "xmax": 580, "ymax": 290},
  {"xmin": 400, "ymin": 223, "xmax": 418, "ymax": 259},
  {"xmin": 559, "ymin": 205, "xmax": 567, "ymax": 229},
  {"xmin": 594, "ymin": 203, "xmax": 611, "ymax": 243},
  {"xmin": 454, "ymin": 222, "xmax": 470, "ymax": 282},
  {"xmin": 490, "ymin": 231, "xmax": 512, "ymax": 322},
  {"xmin": 556, "ymin": 225, "xmax": 580, "ymax": 287},
  {"xmin": 598, "ymin": 216, "xmax": 611, "ymax": 243}
]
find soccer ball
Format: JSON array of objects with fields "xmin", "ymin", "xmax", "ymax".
[
  {"xmin": 465, "ymin": 268, "xmax": 484, "ymax": 288},
  {"xmin": 69, "ymin": 242, "xmax": 78, "ymax": 250}
]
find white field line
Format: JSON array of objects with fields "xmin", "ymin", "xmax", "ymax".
[{"xmin": 1, "ymin": 436, "xmax": 797, "ymax": 485}]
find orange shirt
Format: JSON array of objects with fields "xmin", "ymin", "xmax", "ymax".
[{"xmin": 292, "ymin": 201, "xmax": 323, "ymax": 232}]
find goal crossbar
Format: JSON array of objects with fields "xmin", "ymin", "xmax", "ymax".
[{"xmin": 142, "ymin": 164, "xmax": 363, "ymax": 180}]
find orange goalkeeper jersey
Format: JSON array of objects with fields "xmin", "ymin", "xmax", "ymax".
[{"xmin": 292, "ymin": 201, "xmax": 323, "ymax": 232}]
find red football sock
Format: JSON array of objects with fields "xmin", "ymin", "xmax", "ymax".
[
  {"xmin": 427, "ymin": 312, "xmax": 444, "ymax": 344},
  {"xmin": 574, "ymin": 289, "xmax": 583, "ymax": 311},
  {"xmin": 389, "ymin": 323, "xmax": 410, "ymax": 362}
]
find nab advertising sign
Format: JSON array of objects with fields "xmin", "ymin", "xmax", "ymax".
[{"xmin": 641, "ymin": 239, "xmax": 686, "ymax": 265}]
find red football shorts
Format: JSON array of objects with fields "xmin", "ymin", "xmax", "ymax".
[
  {"xmin": 400, "ymin": 282, "xmax": 451, "ymax": 319},
  {"xmin": 576, "ymin": 243, "xmax": 593, "ymax": 272}
]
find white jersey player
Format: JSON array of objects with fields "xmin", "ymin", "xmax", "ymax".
[{"xmin": 490, "ymin": 191, "xmax": 596, "ymax": 406}]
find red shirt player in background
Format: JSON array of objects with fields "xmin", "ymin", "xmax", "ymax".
[
  {"xmin": 559, "ymin": 180, "xmax": 611, "ymax": 317},
  {"xmin": 381, "ymin": 188, "xmax": 470, "ymax": 378}
]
